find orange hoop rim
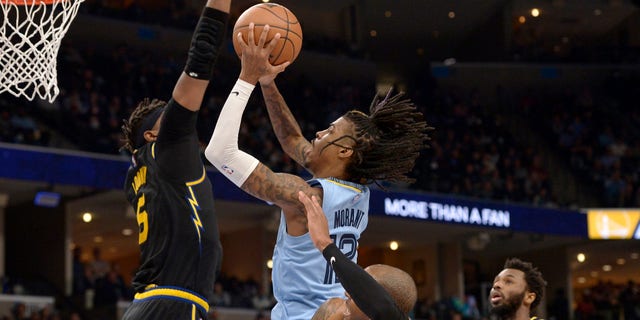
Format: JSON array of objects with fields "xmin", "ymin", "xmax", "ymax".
[{"xmin": 0, "ymin": 0, "xmax": 68, "ymax": 5}]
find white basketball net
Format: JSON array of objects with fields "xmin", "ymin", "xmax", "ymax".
[{"xmin": 0, "ymin": 0, "xmax": 83, "ymax": 102}]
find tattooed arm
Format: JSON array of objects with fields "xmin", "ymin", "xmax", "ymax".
[
  {"xmin": 260, "ymin": 80, "xmax": 313, "ymax": 170},
  {"xmin": 205, "ymin": 24, "xmax": 319, "ymax": 236},
  {"xmin": 241, "ymin": 163, "xmax": 322, "ymax": 236}
]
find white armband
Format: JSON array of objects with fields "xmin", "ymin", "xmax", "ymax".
[{"xmin": 204, "ymin": 79, "xmax": 260, "ymax": 187}]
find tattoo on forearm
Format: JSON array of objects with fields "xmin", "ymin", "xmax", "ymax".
[
  {"xmin": 240, "ymin": 164, "xmax": 304, "ymax": 212},
  {"xmin": 294, "ymin": 140, "xmax": 308, "ymax": 164},
  {"xmin": 263, "ymin": 89, "xmax": 306, "ymax": 164}
]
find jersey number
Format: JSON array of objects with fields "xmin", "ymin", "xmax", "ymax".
[
  {"xmin": 323, "ymin": 233, "xmax": 357, "ymax": 284},
  {"xmin": 136, "ymin": 194, "xmax": 149, "ymax": 244}
]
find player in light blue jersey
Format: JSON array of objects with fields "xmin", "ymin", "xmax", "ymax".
[
  {"xmin": 271, "ymin": 177, "xmax": 370, "ymax": 319},
  {"xmin": 204, "ymin": 24, "xmax": 432, "ymax": 319}
]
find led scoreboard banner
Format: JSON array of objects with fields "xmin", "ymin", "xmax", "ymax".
[
  {"xmin": 1, "ymin": 143, "xmax": 591, "ymax": 238},
  {"xmin": 371, "ymin": 190, "xmax": 588, "ymax": 237},
  {"xmin": 587, "ymin": 209, "xmax": 640, "ymax": 239}
]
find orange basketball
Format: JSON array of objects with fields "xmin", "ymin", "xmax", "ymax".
[{"xmin": 232, "ymin": 3, "xmax": 303, "ymax": 65}]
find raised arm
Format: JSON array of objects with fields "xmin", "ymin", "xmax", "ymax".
[
  {"xmin": 204, "ymin": 24, "xmax": 320, "ymax": 235},
  {"xmin": 259, "ymin": 80, "xmax": 313, "ymax": 169},
  {"xmin": 172, "ymin": 0, "xmax": 231, "ymax": 111},
  {"xmin": 153, "ymin": 0, "xmax": 229, "ymax": 180}
]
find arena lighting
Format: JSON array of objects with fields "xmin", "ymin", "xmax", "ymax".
[
  {"xmin": 531, "ymin": 8, "xmax": 540, "ymax": 17},
  {"xmin": 577, "ymin": 253, "xmax": 586, "ymax": 262},
  {"xmin": 34, "ymin": 191, "xmax": 61, "ymax": 208},
  {"xmin": 616, "ymin": 258, "xmax": 626, "ymax": 265},
  {"xmin": 518, "ymin": 16, "xmax": 526, "ymax": 23},
  {"xmin": 448, "ymin": 11, "xmax": 455, "ymax": 19},
  {"xmin": 389, "ymin": 241, "xmax": 399, "ymax": 251},
  {"xmin": 82, "ymin": 212, "xmax": 93, "ymax": 223},
  {"xmin": 602, "ymin": 265, "xmax": 612, "ymax": 272},
  {"xmin": 267, "ymin": 259, "xmax": 273, "ymax": 269}
]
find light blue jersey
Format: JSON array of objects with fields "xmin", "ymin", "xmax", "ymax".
[{"xmin": 271, "ymin": 177, "xmax": 370, "ymax": 320}]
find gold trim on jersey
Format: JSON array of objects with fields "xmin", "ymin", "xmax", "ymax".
[
  {"xmin": 133, "ymin": 285, "xmax": 209, "ymax": 313},
  {"xmin": 186, "ymin": 167, "xmax": 207, "ymax": 244},
  {"xmin": 186, "ymin": 167, "xmax": 207, "ymax": 186},
  {"xmin": 325, "ymin": 178, "xmax": 364, "ymax": 193}
]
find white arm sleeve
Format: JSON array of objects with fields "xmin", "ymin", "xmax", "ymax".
[{"xmin": 204, "ymin": 79, "xmax": 260, "ymax": 188}]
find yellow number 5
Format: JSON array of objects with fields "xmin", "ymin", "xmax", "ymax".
[{"xmin": 136, "ymin": 194, "xmax": 149, "ymax": 244}]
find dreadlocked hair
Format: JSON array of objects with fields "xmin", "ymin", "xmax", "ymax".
[
  {"xmin": 342, "ymin": 90, "xmax": 433, "ymax": 185},
  {"xmin": 120, "ymin": 98, "xmax": 167, "ymax": 153}
]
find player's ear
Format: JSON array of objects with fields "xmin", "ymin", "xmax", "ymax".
[
  {"xmin": 144, "ymin": 114, "xmax": 163, "ymax": 142},
  {"xmin": 338, "ymin": 146, "xmax": 354, "ymax": 159},
  {"xmin": 523, "ymin": 291, "xmax": 536, "ymax": 306},
  {"xmin": 143, "ymin": 129, "xmax": 159, "ymax": 142}
]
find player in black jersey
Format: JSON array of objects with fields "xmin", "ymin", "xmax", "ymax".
[{"xmin": 119, "ymin": 1, "xmax": 230, "ymax": 319}]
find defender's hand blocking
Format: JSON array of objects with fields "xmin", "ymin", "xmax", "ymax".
[
  {"xmin": 237, "ymin": 23, "xmax": 290, "ymax": 85},
  {"xmin": 298, "ymin": 191, "xmax": 332, "ymax": 251}
]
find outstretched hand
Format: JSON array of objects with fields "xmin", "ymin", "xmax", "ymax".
[
  {"xmin": 298, "ymin": 191, "xmax": 333, "ymax": 251},
  {"xmin": 237, "ymin": 23, "xmax": 290, "ymax": 85}
]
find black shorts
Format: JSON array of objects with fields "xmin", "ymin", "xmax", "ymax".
[
  {"xmin": 122, "ymin": 299, "xmax": 207, "ymax": 320},
  {"xmin": 122, "ymin": 286, "xmax": 209, "ymax": 320}
]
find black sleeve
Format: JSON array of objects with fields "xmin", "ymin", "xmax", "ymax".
[
  {"xmin": 322, "ymin": 244, "xmax": 406, "ymax": 320},
  {"xmin": 155, "ymin": 98, "xmax": 203, "ymax": 181}
]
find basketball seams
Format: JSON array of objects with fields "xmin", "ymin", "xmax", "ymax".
[
  {"xmin": 232, "ymin": 3, "xmax": 302, "ymax": 64},
  {"xmin": 254, "ymin": 6, "xmax": 298, "ymax": 24},
  {"xmin": 234, "ymin": 24, "xmax": 302, "ymax": 39},
  {"xmin": 233, "ymin": 24, "xmax": 301, "ymax": 63}
]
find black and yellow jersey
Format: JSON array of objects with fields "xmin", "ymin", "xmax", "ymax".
[{"xmin": 124, "ymin": 99, "xmax": 221, "ymax": 305}]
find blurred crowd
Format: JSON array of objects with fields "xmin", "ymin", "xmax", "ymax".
[
  {"xmin": 5, "ymin": 37, "xmax": 640, "ymax": 208},
  {"xmin": 2, "ymin": 4, "xmax": 640, "ymax": 320},
  {"xmin": 574, "ymin": 280, "xmax": 640, "ymax": 320},
  {"xmin": 0, "ymin": 38, "xmax": 564, "ymax": 208},
  {"xmin": 3, "ymin": 1, "xmax": 639, "ymax": 208},
  {"xmin": 513, "ymin": 74, "xmax": 640, "ymax": 207}
]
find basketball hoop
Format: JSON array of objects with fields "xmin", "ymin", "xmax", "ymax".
[{"xmin": 0, "ymin": 0, "xmax": 84, "ymax": 102}]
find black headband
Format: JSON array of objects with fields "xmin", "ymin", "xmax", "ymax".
[{"xmin": 134, "ymin": 107, "xmax": 164, "ymax": 149}]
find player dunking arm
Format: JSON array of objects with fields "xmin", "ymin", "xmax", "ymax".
[
  {"xmin": 204, "ymin": 24, "xmax": 432, "ymax": 319},
  {"xmin": 120, "ymin": 1, "xmax": 230, "ymax": 319},
  {"xmin": 489, "ymin": 258, "xmax": 547, "ymax": 320},
  {"xmin": 298, "ymin": 191, "xmax": 417, "ymax": 320}
]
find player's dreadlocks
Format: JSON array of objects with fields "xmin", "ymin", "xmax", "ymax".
[
  {"xmin": 120, "ymin": 98, "xmax": 166, "ymax": 153},
  {"xmin": 342, "ymin": 90, "xmax": 433, "ymax": 185},
  {"xmin": 504, "ymin": 258, "xmax": 547, "ymax": 311}
]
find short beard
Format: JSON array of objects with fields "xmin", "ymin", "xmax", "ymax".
[{"xmin": 490, "ymin": 291, "xmax": 525, "ymax": 319}]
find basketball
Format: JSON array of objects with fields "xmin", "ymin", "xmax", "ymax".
[{"xmin": 232, "ymin": 3, "xmax": 303, "ymax": 65}]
